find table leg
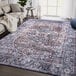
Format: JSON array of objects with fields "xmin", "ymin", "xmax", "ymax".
[
  {"xmin": 31, "ymin": 10, "xmax": 34, "ymax": 18},
  {"xmin": 26, "ymin": 10, "xmax": 29, "ymax": 18}
]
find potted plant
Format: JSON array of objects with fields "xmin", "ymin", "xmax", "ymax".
[{"xmin": 18, "ymin": 0, "xmax": 28, "ymax": 7}]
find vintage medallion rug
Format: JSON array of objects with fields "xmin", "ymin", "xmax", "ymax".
[{"xmin": 0, "ymin": 19, "xmax": 76, "ymax": 76}]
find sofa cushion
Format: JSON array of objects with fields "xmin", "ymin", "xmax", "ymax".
[
  {"xmin": 0, "ymin": 8, "xmax": 4, "ymax": 16},
  {"xmin": 9, "ymin": 12, "xmax": 24, "ymax": 18},
  {"xmin": 9, "ymin": 12, "xmax": 25, "ymax": 24},
  {"xmin": 10, "ymin": 4, "xmax": 21, "ymax": 12},
  {"xmin": 2, "ymin": 5, "xmax": 11, "ymax": 13}
]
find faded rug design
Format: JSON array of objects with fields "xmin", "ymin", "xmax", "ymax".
[{"xmin": 0, "ymin": 19, "xmax": 76, "ymax": 76}]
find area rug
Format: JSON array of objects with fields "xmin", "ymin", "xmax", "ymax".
[{"xmin": 0, "ymin": 19, "xmax": 76, "ymax": 76}]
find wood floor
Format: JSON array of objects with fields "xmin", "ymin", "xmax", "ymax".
[{"xmin": 0, "ymin": 65, "xmax": 51, "ymax": 76}]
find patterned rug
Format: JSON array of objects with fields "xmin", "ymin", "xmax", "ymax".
[{"xmin": 0, "ymin": 19, "xmax": 76, "ymax": 76}]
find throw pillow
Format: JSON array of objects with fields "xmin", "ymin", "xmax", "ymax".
[
  {"xmin": 10, "ymin": 4, "xmax": 21, "ymax": 12},
  {"xmin": 2, "ymin": 5, "xmax": 11, "ymax": 13}
]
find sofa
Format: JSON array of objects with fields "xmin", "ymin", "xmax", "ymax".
[{"xmin": 0, "ymin": 4, "xmax": 26, "ymax": 35}]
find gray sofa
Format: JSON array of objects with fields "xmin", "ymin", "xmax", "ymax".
[{"xmin": 0, "ymin": 4, "xmax": 26, "ymax": 35}]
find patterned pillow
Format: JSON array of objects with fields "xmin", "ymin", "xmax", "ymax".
[{"xmin": 2, "ymin": 5, "xmax": 11, "ymax": 13}]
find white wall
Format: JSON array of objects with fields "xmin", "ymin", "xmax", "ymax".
[
  {"xmin": 72, "ymin": 0, "xmax": 76, "ymax": 18},
  {"xmin": 62, "ymin": 0, "xmax": 76, "ymax": 18},
  {"xmin": 62, "ymin": 0, "xmax": 73, "ymax": 18}
]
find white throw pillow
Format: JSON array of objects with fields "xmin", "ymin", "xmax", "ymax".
[
  {"xmin": 2, "ymin": 5, "xmax": 11, "ymax": 13},
  {"xmin": 10, "ymin": 4, "xmax": 21, "ymax": 12}
]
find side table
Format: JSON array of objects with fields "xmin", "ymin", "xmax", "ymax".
[{"xmin": 26, "ymin": 7, "xmax": 35, "ymax": 19}]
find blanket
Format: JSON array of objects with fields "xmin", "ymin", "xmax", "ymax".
[
  {"xmin": 0, "ymin": 23, "xmax": 5, "ymax": 34},
  {"xmin": 0, "ymin": 19, "xmax": 76, "ymax": 76},
  {"xmin": 0, "ymin": 14, "xmax": 18, "ymax": 33}
]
